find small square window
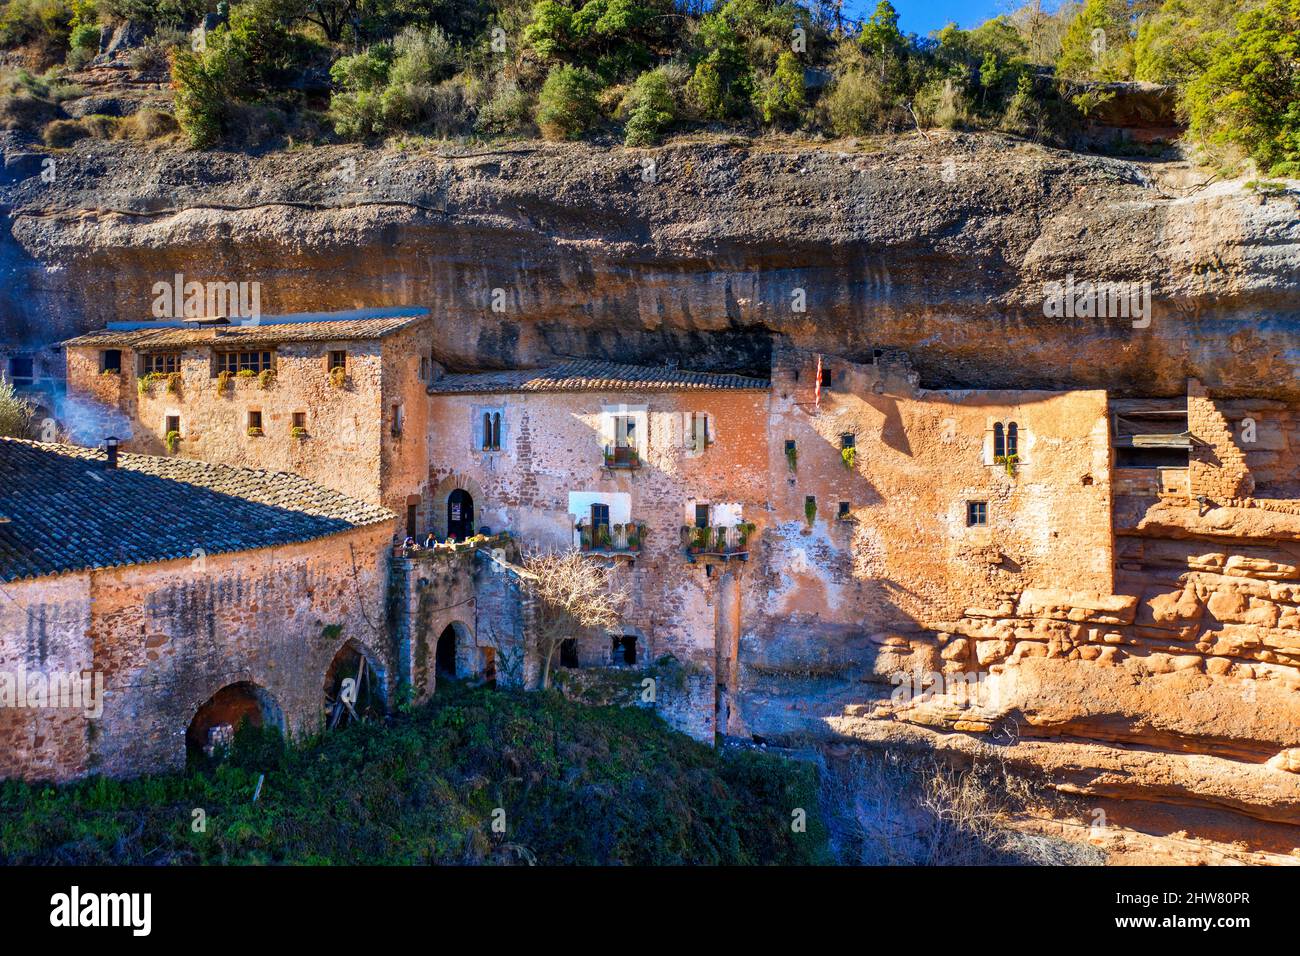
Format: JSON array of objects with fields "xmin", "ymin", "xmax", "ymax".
[
  {"xmin": 841, "ymin": 433, "xmax": 855, "ymax": 449},
  {"xmin": 165, "ymin": 415, "xmax": 180, "ymax": 434},
  {"xmin": 9, "ymin": 355, "xmax": 34, "ymax": 383},
  {"xmin": 694, "ymin": 503, "xmax": 711, "ymax": 528},
  {"xmin": 785, "ymin": 440, "xmax": 796, "ymax": 453},
  {"xmin": 391, "ymin": 403, "xmax": 404, "ymax": 437},
  {"xmin": 248, "ymin": 411, "xmax": 262, "ymax": 431},
  {"xmin": 328, "ymin": 350, "xmax": 346, "ymax": 372},
  {"xmin": 966, "ymin": 501, "xmax": 988, "ymax": 526},
  {"xmin": 292, "ymin": 411, "xmax": 306, "ymax": 429},
  {"xmin": 838, "ymin": 501, "xmax": 850, "ymax": 518},
  {"xmin": 101, "ymin": 349, "xmax": 122, "ymax": 373}
]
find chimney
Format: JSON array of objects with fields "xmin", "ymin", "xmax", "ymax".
[{"xmin": 104, "ymin": 436, "xmax": 119, "ymax": 469}]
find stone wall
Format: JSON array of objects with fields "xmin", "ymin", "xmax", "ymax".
[
  {"xmin": 0, "ymin": 519, "xmax": 395, "ymax": 781},
  {"xmin": 65, "ymin": 336, "xmax": 394, "ymax": 508}
]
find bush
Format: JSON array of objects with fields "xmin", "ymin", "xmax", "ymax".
[
  {"xmin": 535, "ymin": 63, "xmax": 598, "ymax": 140},
  {"xmin": 753, "ymin": 49, "xmax": 803, "ymax": 124},
  {"xmin": 475, "ymin": 79, "xmax": 533, "ymax": 137},
  {"xmin": 622, "ymin": 66, "xmax": 674, "ymax": 146},
  {"xmin": 0, "ymin": 0, "xmax": 73, "ymax": 52},
  {"xmin": 41, "ymin": 116, "xmax": 87, "ymax": 144},
  {"xmin": 0, "ymin": 379, "xmax": 32, "ymax": 438},
  {"xmin": 821, "ymin": 68, "xmax": 889, "ymax": 136}
]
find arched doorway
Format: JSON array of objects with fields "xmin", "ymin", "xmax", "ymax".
[
  {"xmin": 436, "ymin": 623, "xmax": 459, "ymax": 679},
  {"xmin": 324, "ymin": 642, "xmax": 385, "ymax": 729},
  {"xmin": 447, "ymin": 488, "xmax": 474, "ymax": 540},
  {"xmin": 186, "ymin": 682, "xmax": 282, "ymax": 760}
]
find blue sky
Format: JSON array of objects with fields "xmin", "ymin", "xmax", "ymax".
[{"xmin": 845, "ymin": 0, "xmax": 1022, "ymax": 37}]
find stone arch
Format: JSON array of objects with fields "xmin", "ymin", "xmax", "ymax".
[
  {"xmin": 435, "ymin": 620, "xmax": 473, "ymax": 682},
  {"xmin": 324, "ymin": 638, "xmax": 388, "ymax": 725},
  {"xmin": 429, "ymin": 473, "xmax": 488, "ymax": 540},
  {"xmin": 186, "ymin": 680, "xmax": 283, "ymax": 760}
]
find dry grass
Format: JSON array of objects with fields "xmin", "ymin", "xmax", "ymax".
[{"xmin": 817, "ymin": 747, "xmax": 1105, "ymax": 866}]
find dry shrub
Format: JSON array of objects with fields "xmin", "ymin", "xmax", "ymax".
[
  {"xmin": 817, "ymin": 747, "xmax": 1104, "ymax": 866},
  {"xmin": 116, "ymin": 108, "xmax": 179, "ymax": 140},
  {"xmin": 41, "ymin": 116, "xmax": 86, "ymax": 145}
]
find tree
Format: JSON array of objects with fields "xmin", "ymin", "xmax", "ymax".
[
  {"xmin": 1055, "ymin": 0, "xmax": 1135, "ymax": 80},
  {"xmin": 754, "ymin": 48, "xmax": 804, "ymax": 122},
  {"xmin": 523, "ymin": 548, "xmax": 626, "ymax": 689},
  {"xmin": 1133, "ymin": 0, "xmax": 1236, "ymax": 84},
  {"xmin": 1183, "ymin": 0, "xmax": 1300, "ymax": 176}
]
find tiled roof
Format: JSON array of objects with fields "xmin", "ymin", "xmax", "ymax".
[
  {"xmin": 428, "ymin": 361, "xmax": 771, "ymax": 395},
  {"xmin": 0, "ymin": 439, "xmax": 393, "ymax": 583},
  {"xmin": 61, "ymin": 307, "xmax": 429, "ymax": 350}
]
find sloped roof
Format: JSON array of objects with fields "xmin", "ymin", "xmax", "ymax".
[
  {"xmin": 0, "ymin": 439, "xmax": 393, "ymax": 583},
  {"xmin": 428, "ymin": 361, "xmax": 770, "ymax": 395},
  {"xmin": 61, "ymin": 307, "xmax": 429, "ymax": 350}
]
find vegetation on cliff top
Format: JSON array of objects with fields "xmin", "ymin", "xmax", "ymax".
[
  {"xmin": 0, "ymin": 0, "xmax": 1295, "ymax": 176},
  {"xmin": 0, "ymin": 683, "xmax": 829, "ymax": 865}
]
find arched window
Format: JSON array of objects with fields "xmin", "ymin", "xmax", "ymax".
[
  {"xmin": 1006, "ymin": 422, "xmax": 1018, "ymax": 457},
  {"xmin": 482, "ymin": 412, "xmax": 492, "ymax": 450},
  {"xmin": 993, "ymin": 422, "xmax": 1005, "ymax": 459},
  {"xmin": 491, "ymin": 412, "xmax": 501, "ymax": 450}
]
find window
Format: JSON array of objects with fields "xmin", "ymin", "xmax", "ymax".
[
  {"xmin": 247, "ymin": 411, "xmax": 262, "ymax": 431},
  {"xmin": 694, "ymin": 503, "xmax": 711, "ymax": 529},
  {"xmin": 420, "ymin": 356, "xmax": 430, "ymax": 383},
  {"xmin": 687, "ymin": 412, "xmax": 710, "ymax": 452},
  {"xmin": 613, "ymin": 414, "xmax": 636, "ymax": 448},
  {"xmin": 994, "ymin": 421, "xmax": 1019, "ymax": 460},
  {"xmin": 142, "ymin": 352, "xmax": 180, "ymax": 376},
  {"xmin": 101, "ymin": 349, "xmax": 122, "ymax": 373},
  {"xmin": 819, "ymin": 365, "xmax": 832, "ymax": 387},
  {"xmin": 967, "ymin": 501, "xmax": 988, "ymax": 526},
  {"xmin": 7, "ymin": 356, "xmax": 33, "ymax": 384},
  {"xmin": 165, "ymin": 415, "xmax": 180, "ymax": 434},
  {"xmin": 214, "ymin": 350, "xmax": 272, "ymax": 375},
  {"xmin": 591, "ymin": 503, "xmax": 610, "ymax": 538},
  {"xmin": 838, "ymin": 501, "xmax": 850, "ymax": 519},
  {"xmin": 292, "ymin": 411, "xmax": 306, "ymax": 430},
  {"xmin": 482, "ymin": 411, "xmax": 502, "ymax": 450},
  {"xmin": 841, "ymin": 433, "xmax": 855, "ymax": 449},
  {"xmin": 328, "ymin": 350, "xmax": 346, "ymax": 373},
  {"xmin": 391, "ymin": 403, "xmax": 404, "ymax": 438}
]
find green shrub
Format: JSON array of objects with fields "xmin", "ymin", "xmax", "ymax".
[
  {"xmin": 475, "ymin": 79, "xmax": 533, "ymax": 137},
  {"xmin": 535, "ymin": 63, "xmax": 598, "ymax": 140},
  {"xmin": 821, "ymin": 67, "xmax": 888, "ymax": 136},
  {"xmin": 753, "ymin": 49, "xmax": 803, "ymax": 124},
  {"xmin": 622, "ymin": 66, "xmax": 674, "ymax": 146},
  {"xmin": 0, "ymin": 378, "xmax": 32, "ymax": 438}
]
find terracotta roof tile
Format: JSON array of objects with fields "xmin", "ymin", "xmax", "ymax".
[
  {"xmin": 428, "ymin": 361, "xmax": 770, "ymax": 394},
  {"xmin": 61, "ymin": 307, "xmax": 429, "ymax": 350},
  {"xmin": 0, "ymin": 439, "xmax": 393, "ymax": 583}
]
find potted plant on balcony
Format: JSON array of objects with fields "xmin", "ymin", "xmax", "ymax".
[
  {"xmin": 716, "ymin": 526, "xmax": 728, "ymax": 553},
  {"xmin": 595, "ymin": 523, "xmax": 611, "ymax": 549},
  {"xmin": 603, "ymin": 446, "xmax": 615, "ymax": 468},
  {"xmin": 692, "ymin": 526, "xmax": 709, "ymax": 553},
  {"xmin": 994, "ymin": 453, "xmax": 1019, "ymax": 476},
  {"xmin": 737, "ymin": 522, "xmax": 756, "ymax": 550}
]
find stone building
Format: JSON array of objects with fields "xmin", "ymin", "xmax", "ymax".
[
  {"xmin": 0, "ymin": 438, "xmax": 396, "ymax": 780},
  {"xmin": 37, "ymin": 313, "xmax": 1300, "ymax": 814},
  {"xmin": 59, "ymin": 307, "xmax": 433, "ymax": 520}
]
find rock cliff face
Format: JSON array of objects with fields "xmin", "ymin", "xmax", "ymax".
[{"xmin": 2, "ymin": 131, "xmax": 1298, "ymax": 398}]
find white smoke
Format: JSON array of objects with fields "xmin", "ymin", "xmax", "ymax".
[{"xmin": 53, "ymin": 393, "xmax": 134, "ymax": 446}]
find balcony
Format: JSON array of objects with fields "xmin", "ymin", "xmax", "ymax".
[
  {"xmin": 577, "ymin": 520, "xmax": 647, "ymax": 557},
  {"xmin": 681, "ymin": 523, "xmax": 756, "ymax": 562},
  {"xmin": 603, "ymin": 444, "xmax": 640, "ymax": 470}
]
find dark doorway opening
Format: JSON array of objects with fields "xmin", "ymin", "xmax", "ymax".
[
  {"xmin": 186, "ymin": 682, "xmax": 281, "ymax": 761},
  {"xmin": 447, "ymin": 489, "xmax": 474, "ymax": 540},
  {"xmin": 324, "ymin": 643, "xmax": 383, "ymax": 729},
  {"xmin": 482, "ymin": 647, "xmax": 496, "ymax": 688},
  {"xmin": 559, "ymin": 638, "xmax": 579, "ymax": 668},
  {"xmin": 436, "ymin": 624, "xmax": 459, "ymax": 679},
  {"xmin": 611, "ymin": 634, "xmax": 637, "ymax": 666},
  {"xmin": 406, "ymin": 495, "xmax": 420, "ymax": 539}
]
